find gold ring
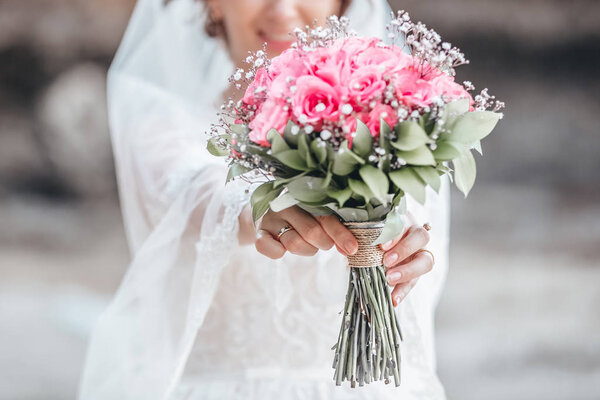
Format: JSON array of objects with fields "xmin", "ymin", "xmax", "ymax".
[
  {"xmin": 416, "ymin": 249, "xmax": 435, "ymax": 265},
  {"xmin": 276, "ymin": 225, "xmax": 294, "ymax": 241},
  {"xmin": 423, "ymin": 222, "xmax": 431, "ymax": 231}
]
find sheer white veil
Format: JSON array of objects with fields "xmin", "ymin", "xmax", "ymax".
[{"xmin": 79, "ymin": 0, "xmax": 449, "ymax": 399}]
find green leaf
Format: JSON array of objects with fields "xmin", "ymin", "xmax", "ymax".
[
  {"xmin": 332, "ymin": 140, "xmax": 364, "ymax": 176},
  {"xmin": 230, "ymin": 123, "xmax": 249, "ymax": 136},
  {"xmin": 269, "ymin": 192, "xmax": 300, "ymax": 212},
  {"xmin": 443, "ymin": 98, "xmax": 470, "ymax": 123},
  {"xmin": 433, "ymin": 141, "xmax": 463, "ymax": 161},
  {"xmin": 296, "ymin": 133, "xmax": 309, "ymax": 159},
  {"xmin": 326, "ymin": 186, "xmax": 353, "ymax": 208},
  {"xmin": 206, "ymin": 136, "xmax": 229, "ymax": 157},
  {"xmin": 322, "ymin": 162, "xmax": 333, "ymax": 188},
  {"xmin": 448, "ymin": 111, "xmax": 502, "ymax": 144},
  {"xmin": 378, "ymin": 122, "xmax": 392, "ymax": 172},
  {"xmin": 310, "ymin": 138, "xmax": 328, "ymax": 164},
  {"xmin": 251, "ymin": 181, "xmax": 274, "ymax": 206},
  {"xmin": 389, "ymin": 168, "xmax": 427, "ymax": 204},
  {"xmin": 273, "ymin": 171, "xmax": 309, "ymax": 188},
  {"xmin": 283, "ymin": 120, "xmax": 299, "ymax": 147},
  {"xmin": 413, "ymin": 166, "xmax": 441, "ymax": 193},
  {"xmin": 392, "ymin": 120, "xmax": 430, "ymax": 151},
  {"xmin": 453, "ymin": 149, "xmax": 477, "ymax": 197},
  {"xmin": 373, "ymin": 209, "xmax": 405, "ymax": 245},
  {"xmin": 267, "ymin": 129, "xmax": 290, "ymax": 154},
  {"xmin": 436, "ymin": 164, "xmax": 453, "ymax": 175},
  {"xmin": 395, "ymin": 145, "xmax": 436, "ymax": 166},
  {"xmin": 226, "ymin": 163, "xmax": 251, "ymax": 182},
  {"xmin": 348, "ymin": 178, "xmax": 374, "ymax": 203},
  {"xmin": 297, "ymin": 203, "xmax": 334, "ymax": 216},
  {"xmin": 297, "ymin": 134, "xmax": 317, "ymax": 169},
  {"xmin": 352, "ymin": 119, "xmax": 373, "ymax": 158},
  {"xmin": 472, "ymin": 140, "xmax": 483, "ymax": 155},
  {"xmin": 286, "ymin": 176, "xmax": 328, "ymax": 202},
  {"xmin": 333, "ymin": 207, "xmax": 370, "ymax": 222},
  {"xmin": 273, "ymin": 150, "xmax": 309, "ymax": 171},
  {"xmin": 358, "ymin": 165, "xmax": 389, "ymax": 204},
  {"xmin": 250, "ymin": 182, "xmax": 282, "ymax": 222},
  {"xmin": 367, "ymin": 204, "xmax": 390, "ymax": 220},
  {"xmin": 380, "ymin": 118, "xmax": 393, "ymax": 138}
]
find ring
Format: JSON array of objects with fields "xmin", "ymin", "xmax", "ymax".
[
  {"xmin": 276, "ymin": 225, "xmax": 294, "ymax": 241},
  {"xmin": 423, "ymin": 222, "xmax": 431, "ymax": 231},
  {"xmin": 416, "ymin": 249, "xmax": 435, "ymax": 265}
]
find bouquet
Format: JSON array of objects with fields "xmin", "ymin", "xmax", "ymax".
[{"xmin": 207, "ymin": 11, "xmax": 504, "ymax": 387}]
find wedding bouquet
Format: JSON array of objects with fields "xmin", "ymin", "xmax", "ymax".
[{"xmin": 207, "ymin": 11, "xmax": 504, "ymax": 387}]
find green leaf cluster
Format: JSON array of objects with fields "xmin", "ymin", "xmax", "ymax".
[{"xmin": 218, "ymin": 104, "xmax": 502, "ymax": 228}]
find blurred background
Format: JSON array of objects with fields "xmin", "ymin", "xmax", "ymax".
[{"xmin": 1, "ymin": 0, "xmax": 599, "ymax": 399}]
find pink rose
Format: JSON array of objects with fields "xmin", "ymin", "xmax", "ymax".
[
  {"xmin": 354, "ymin": 46, "xmax": 412, "ymax": 73},
  {"xmin": 243, "ymin": 67, "xmax": 271, "ymax": 106},
  {"xmin": 291, "ymin": 75, "xmax": 340, "ymax": 127},
  {"xmin": 306, "ymin": 47, "xmax": 350, "ymax": 89},
  {"xmin": 270, "ymin": 48, "xmax": 307, "ymax": 78},
  {"xmin": 393, "ymin": 68, "xmax": 438, "ymax": 108},
  {"xmin": 248, "ymin": 98, "xmax": 289, "ymax": 147},
  {"xmin": 366, "ymin": 104, "xmax": 398, "ymax": 138},
  {"xmin": 430, "ymin": 74, "xmax": 473, "ymax": 103},
  {"xmin": 346, "ymin": 65, "xmax": 387, "ymax": 104},
  {"xmin": 340, "ymin": 37, "xmax": 381, "ymax": 66},
  {"xmin": 269, "ymin": 48, "xmax": 310, "ymax": 98}
]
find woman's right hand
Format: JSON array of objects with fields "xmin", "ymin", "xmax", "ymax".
[{"xmin": 255, "ymin": 206, "xmax": 359, "ymax": 259}]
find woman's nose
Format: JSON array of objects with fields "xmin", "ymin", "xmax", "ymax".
[{"xmin": 264, "ymin": 0, "xmax": 302, "ymax": 23}]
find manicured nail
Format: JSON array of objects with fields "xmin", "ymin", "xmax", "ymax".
[
  {"xmin": 345, "ymin": 240, "xmax": 358, "ymax": 255},
  {"xmin": 394, "ymin": 295, "xmax": 402, "ymax": 306},
  {"xmin": 381, "ymin": 240, "xmax": 394, "ymax": 250},
  {"xmin": 386, "ymin": 271, "xmax": 401, "ymax": 285},
  {"xmin": 383, "ymin": 252, "xmax": 398, "ymax": 267}
]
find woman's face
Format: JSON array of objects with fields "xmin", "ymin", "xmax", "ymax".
[{"xmin": 209, "ymin": 0, "xmax": 344, "ymax": 64}]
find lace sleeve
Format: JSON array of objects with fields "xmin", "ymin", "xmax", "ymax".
[{"xmin": 78, "ymin": 1, "xmax": 250, "ymax": 396}]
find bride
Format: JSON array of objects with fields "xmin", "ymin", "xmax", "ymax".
[{"xmin": 79, "ymin": 0, "xmax": 450, "ymax": 399}]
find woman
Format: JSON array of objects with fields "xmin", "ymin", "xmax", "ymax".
[{"xmin": 79, "ymin": 0, "xmax": 450, "ymax": 399}]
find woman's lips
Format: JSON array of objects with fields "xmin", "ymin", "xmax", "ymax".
[{"xmin": 258, "ymin": 30, "xmax": 294, "ymax": 52}]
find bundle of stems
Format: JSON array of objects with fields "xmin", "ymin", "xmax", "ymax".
[{"xmin": 332, "ymin": 265, "xmax": 403, "ymax": 387}]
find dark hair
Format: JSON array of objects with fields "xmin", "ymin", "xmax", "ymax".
[{"xmin": 164, "ymin": 0, "xmax": 352, "ymax": 38}]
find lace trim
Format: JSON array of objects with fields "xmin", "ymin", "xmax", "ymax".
[{"xmin": 165, "ymin": 181, "xmax": 251, "ymax": 399}]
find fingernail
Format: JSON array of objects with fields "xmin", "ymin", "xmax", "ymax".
[
  {"xmin": 386, "ymin": 271, "xmax": 401, "ymax": 285},
  {"xmin": 344, "ymin": 240, "xmax": 358, "ymax": 255},
  {"xmin": 381, "ymin": 240, "xmax": 394, "ymax": 250},
  {"xmin": 383, "ymin": 252, "xmax": 398, "ymax": 267},
  {"xmin": 394, "ymin": 295, "xmax": 402, "ymax": 305}
]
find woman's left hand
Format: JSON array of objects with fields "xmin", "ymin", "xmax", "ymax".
[{"xmin": 380, "ymin": 224, "xmax": 434, "ymax": 307}]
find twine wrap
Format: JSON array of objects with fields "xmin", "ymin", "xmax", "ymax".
[{"xmin": 343, "ymin": 221, "xmax": 385, "ymax": 268}]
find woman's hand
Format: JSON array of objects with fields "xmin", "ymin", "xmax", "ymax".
[
  {"xmin": 380, "ymin": 224, "xmax": 434, "ymax": 307},
  {"xmin": 254, "ymin": 206, "xmax": 359, "ymax": 259}
]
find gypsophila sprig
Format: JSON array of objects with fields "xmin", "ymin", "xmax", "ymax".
[{"xmin": 205, "ymin": 13, "xmax": 505, "ymax": 388}]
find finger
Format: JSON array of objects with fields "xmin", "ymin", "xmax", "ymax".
[
  {"xmin": 391, "ymin": 278, "xmax": 419, "ymax": 307},
  {"xmin": 280, "ymin": 208, "xmax": 334, "ymax": 251},
  {"xmin": 278, "ymin": 229, "xmax": 318, "ymax": 256},
  {"xmin": 379, "ymin": 226, "xmax": 410, "ymax": 251},
  {"xmin": 382, "ymin": 225, "xmax": 430, "ymax": 268},
  {"xmin": 255, "ymin": 230, "xmax": 286, "ymax": 259},
  {"xmin": 385, "ymin": 250, "xmax": 434, "ymax": 286},
  {"xmin": 315, "ymin": 215, "xmax": 358, "ymax": 255}
]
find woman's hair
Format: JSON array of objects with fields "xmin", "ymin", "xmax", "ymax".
[{"xmin": 164, "ymin": 0, "xmax": 352, "ymax": 38}]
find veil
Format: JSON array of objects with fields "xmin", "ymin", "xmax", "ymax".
[{"xmin": 78, "ymin": 0, "xmax": 450, "ymax": 399}]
